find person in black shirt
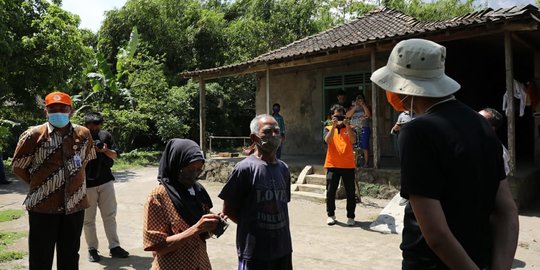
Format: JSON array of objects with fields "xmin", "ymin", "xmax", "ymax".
[
  {"xmin": 371, "ymin": 39, "xmax": 519, "ymax": 270},
  {"xmin": 83, "ymin": 112, "xmax": 129, "ymax": 262}
]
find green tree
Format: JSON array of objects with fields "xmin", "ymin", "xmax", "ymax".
[
  {"xmin": 0, "ymin": 0, "xmax": 92, "ymax": 107},
  {"xmin": 1, "ymin": 0, "xmax": 93, "ymax": 156},
  {"xmin": 316, "ymin": 0, "xmax": 376, "ymax": 27},
  {"xmin": 385, "ymin": 0, "xmax": 474, "ymax": 21},
  {"xmin": 98, "ymin": 0, "xmax": 213, "ymax": 85}
]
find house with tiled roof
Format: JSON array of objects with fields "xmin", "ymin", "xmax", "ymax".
[{"xmin": 183, "ymin": 5, "xmax": 540, "ymax": 204}]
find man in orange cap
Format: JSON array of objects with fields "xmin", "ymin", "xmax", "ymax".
[{"xmin": 12, "ymin": 91, "xmax": 96, "ymax": 270}]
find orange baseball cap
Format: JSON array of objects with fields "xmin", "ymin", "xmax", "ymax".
[{"xmin": 45, "ymin": 92, "xmax": 72, "ymax": 107}]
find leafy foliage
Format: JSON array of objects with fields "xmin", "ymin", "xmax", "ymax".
[
  {"xmin": 1, "ymin": 0, "xmax": 478, "ymax": 157},
  {"xmin": 0, "ymin": 0, "xmax": 92, "ymax": 106},
  {"xmin": 112, "ymin": 150, "xmax": 161, "ymax": 171},
  {"xmin": 384, "ymin": 0, "xmax": 474, "ymax": 21}
]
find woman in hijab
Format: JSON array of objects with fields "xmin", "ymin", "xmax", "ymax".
[{"xmin": 143, "ymin": 139, "xmax": 221, "ymax": 270}]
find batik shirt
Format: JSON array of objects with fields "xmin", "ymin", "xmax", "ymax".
[
  {"xmin": 12, "ymin": 123, "xmax": 96, "ymax": 214},
  {"xmin": 143, "ymin": 185, "xmax": 212, "ymax": 270}
]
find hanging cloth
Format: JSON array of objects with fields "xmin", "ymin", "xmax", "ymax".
[{"xmin": 502, "ymin": 79, "xmax": 527, "ymax": 117}]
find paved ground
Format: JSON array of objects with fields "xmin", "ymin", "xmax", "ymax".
[{"xmin": 1, "ymin": 166, "xmax": 539, "ymax": 270}]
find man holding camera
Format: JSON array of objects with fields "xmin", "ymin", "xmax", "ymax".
[
  {"xmin": 324, "ymin": 104, "xmax": 357, "ymax": 226},
  {"xmin": 83, "ymin": 112, "xmax": 129, "ymax": 262}
]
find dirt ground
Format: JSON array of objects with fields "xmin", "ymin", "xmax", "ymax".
[{"xmin": 0, "ymin": 166, "xmax": 539, "ymax": 270}]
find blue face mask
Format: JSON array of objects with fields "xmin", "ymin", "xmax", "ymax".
[{"xmin": 48, "ymin": 113, "xmax": 70, "ymax": 128}]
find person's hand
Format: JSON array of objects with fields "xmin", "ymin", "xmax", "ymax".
[
  {"xmin": 194, "ymin": 214, "xmax": 220, "ymax": 234},
  {"xmin": 218, "ymin": 212, "xmax": 228, "ymax": 222},
  {"xmin": 96, "ymin": 143, "xmax": 109, "ymax": 153},
  {"xmin": 331, "ymin": 116, "xmax": 339, "ymax": 127},
  {"xmin": 343, "ymin": 118, "xmax": 350, "ymax": 127},
  {"xmin": 393, "ymin": 124, "xmax": 401, "ymax": 133}
]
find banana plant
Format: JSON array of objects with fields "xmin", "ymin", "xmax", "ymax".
[{"xmin": 85, "ymin": 26, "xmax": 139, "ymax": 106}]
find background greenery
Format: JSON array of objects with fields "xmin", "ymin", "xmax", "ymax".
[{"xmin": 1, "ymin": 0, "xmax": 509, "ymax": 157}]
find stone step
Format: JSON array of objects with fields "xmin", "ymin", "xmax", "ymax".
[
  {"xmin": 291, "ymin": 191, "xmax": 326, "ymax": 203},
  {"xmin": 312, "ymin": 165, "xmax": 326, "ymax": 175},
  {"xmin": 297, "ymin": 184, "xmax": 326, "ymax": 195},
  {"xmin": 305, "ymin": 174, "xmax": 326, "ymax": 185}
]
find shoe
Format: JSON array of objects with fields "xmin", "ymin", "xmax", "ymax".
[
  {"xmin": 110, "ymin": 246, "xmax": 129, "ymax": 258},
  {"xmin": 398, "ymin": 198, "xmax": 409, "ymax": 206},
  {"xmin": 88, "ymin": 249, "xmax": 101, "ymax": 262},
  {"xmin": 347, "ymin": 218, "xmax": 355, "ymax": 226},
  {"xmin": 326, "ymin": 216, "xmax": 336, "ymax": 225}
]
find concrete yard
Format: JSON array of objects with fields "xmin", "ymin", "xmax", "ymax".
[{"xmin": 1, "ymin": 166, "xmax": 539, "ymax": 270}]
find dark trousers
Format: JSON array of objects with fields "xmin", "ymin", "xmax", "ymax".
[
  {"xmin": 29, "ymin": 210, "xmax": 85, "ymax": 270},
  {"xmin": 238, "ymin": 254, "xmax": 293, "ymax": 270},
  {"xmin": 326, "ymin": 168, "xmax": 356, "ymax": 218}
]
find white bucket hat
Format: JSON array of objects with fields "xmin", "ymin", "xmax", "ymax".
[{"xmin": 370, "ymin": 39, "xmax": 460, "ymax": 97}]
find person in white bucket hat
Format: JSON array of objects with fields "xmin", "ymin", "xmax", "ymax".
[{"xmin": 371, "ymin": 39, "xmax": 518, "ymax": 270}]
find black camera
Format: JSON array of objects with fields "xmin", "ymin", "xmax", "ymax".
[
  {"xmin": 94, "ymin": 140, "xmax": 104, "ymax": 149},
  {"xmin": 212, "ymin": 218, "xmax": 229, "ymax": 238},
  {"xmin": 334, "ymin": 115, "xmax": 346, "ymax": 121}
]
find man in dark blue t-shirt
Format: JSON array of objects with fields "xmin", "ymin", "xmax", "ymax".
[
  {"xmin": 371, "ymin": 39, "xmax": 519, "ymax": 270},
  {"xmin": 219, "ymin": 114, "xmax": 292, "ymax": 270}
]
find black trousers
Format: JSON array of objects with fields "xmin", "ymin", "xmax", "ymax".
[
  {"xmin": 239, "ymin": 254, "xmax": 293, "ymax": 270},
  {"xmin": 326, "ymin": 168, "xmax": 356, "ymax": 218},
  {"xmin": 28, "ymin": 210, "xmax": 85, "ymax": 270}
]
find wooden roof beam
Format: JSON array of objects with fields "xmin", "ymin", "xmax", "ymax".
[
  {"xmin": 513, "ymin": 31, "xmax": 540, "ymax": 49},
  {"xmin": 267, "ymin": 47, "xmax": 373, "ymax": 70},
  {"xmin": 424, "ymin": 23, "xmax": 537, "ymax": 44},
  {"xmin": 185, "ymin": 46, "xmax": 375, "ymax": 80},
  {"xmin": 372, "ymin": 22, "xmax": 538, "ymax": 51}
]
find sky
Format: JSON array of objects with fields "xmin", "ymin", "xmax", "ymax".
[
  {"xmin": 61, "ymin": 0, "xmax": 128, "ymax": 32},
  {"xmin": 61, "ymin": 0, "xmax": 537, "ymax": 33}
]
